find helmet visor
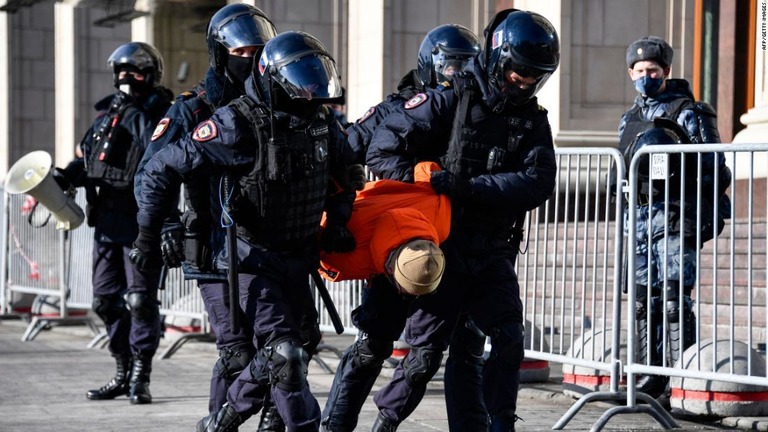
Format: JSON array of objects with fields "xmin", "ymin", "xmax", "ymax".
[
  {"xmin": 108, "ymin": 44, "xmax": 156, "ymax": 71},
  {"xmin": 500, "ymin": 60, "xmax": 552, "ymax": 105},
  {"xmin": 216, "ymin": 13, "xmax": 276, "ymax": 49},
  {"xmin": 433, "ymin": 54, "xmax": 471, "ymax": 82},
  {"xmin": 273, "ymin": 54, "xmax": 342, "ymax": 100}
]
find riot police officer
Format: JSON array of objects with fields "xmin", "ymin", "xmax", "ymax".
[
  {"xmin": 132, "ymin": 31, "xmax": 355, "ymax": 432},
  {"xmin": 60, "ymin": 42, "xmax": 173, "ymax": 405},
  {"xmin": 320, "ymin": 24, "xmax": 481, "ymax": 432},
  {"xmin": 365, "ymin": 9, "xmax": 559, "ymax": 431},
  {"xmin": 619, "ymin": 36, "xmax": 731, "ymax": 401},
  {"xmin": 132, "ymin": 4, "xmax": 287, "ymax": 428}
]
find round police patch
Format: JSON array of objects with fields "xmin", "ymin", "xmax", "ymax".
[
  {"xmin": 192, "ymin": 120, "xmax": 218, "ymax": 142},
  {"xmin": 357, "ymin": 106, "xmax": 376, "ymax": 123},
  {"xmin": 150, "ymin": 118, "xmax": 170, "ymax": 141},
  {"xmin": 404, "ymin": 93, "xmax": 428, "ymax": 110}
]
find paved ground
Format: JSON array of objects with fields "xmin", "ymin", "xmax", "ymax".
[{"xmin": 0, "ymin": 317, "xmax": 761, "ymax": 431}]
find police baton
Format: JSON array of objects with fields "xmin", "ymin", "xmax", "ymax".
[
  {"xmin": 223, "ymin": 174, "xmax": 241, "ymax": 335},
  {"xmin": 158, "ymin": 265, "xmax": 168, "ymax": 291},
  {"xmin": 310, "ymin": 270, "xmax": 344, "ymax": 334}
]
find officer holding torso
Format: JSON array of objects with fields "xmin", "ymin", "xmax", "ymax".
[
  {"xmin": 131, "ymin": 6, "xmax": 288, "ymax": 428},
  {"xmin": 132, "ymin": 31, "xmax": 355, "ymax": 432},
  {"xmin": 365, "ymin": 10, "xmax": 559, "ymax": 431},
  {"xmin": 61, "ymin": 42, "xmax": 173, "ymax": 405}
]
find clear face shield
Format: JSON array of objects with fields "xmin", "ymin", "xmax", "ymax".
[
  {"xmin": 215, "ymin": 12, "xmax": 276, "ymax": 49},
  {"xmin": 267, "ymin": 54, "xmax": 342, "ymax": 101},
  {"xmin": 499, "ymin": 59, "xmax": 552, "ymax": 106},
  {"xmin": 432, "ymin": 52, "xmax": 472, "ymax": 83}
]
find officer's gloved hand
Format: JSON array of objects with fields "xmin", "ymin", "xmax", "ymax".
[
  {"xmin": 430, "ymin": 171, "xmax": 473, "ymax": 199},
  {"xmin": 130, "ymin": 227, "xmax": 163, "ymax": 272},
  {"xmin": 348, "ymin": 164, "xmax": 367, "ymax": 191},
  {"xmin": 320, "ymin": 222, "xmax": 356, "ymax": 253},
  {"xmin": 160, "ymin": 227, "xmax": 185, "ymax": 268}
]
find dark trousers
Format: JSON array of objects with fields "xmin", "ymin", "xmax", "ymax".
[
  {"xmin": 199, "ymin": 280, "xmax": 254, "ymax": 414},
  {"xmin": 92, "ymin": 241, "xmax": 161, "ymax": 356}
]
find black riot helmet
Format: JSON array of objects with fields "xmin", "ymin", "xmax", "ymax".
[
  {"xmin": 255, "ymin": 31, "xmax": 343, "ymax": 109},
  {"xmin": 207, "ymin": 3, "xmax": 277, "ymax": 83},
  {"xmin": 416, "ymin": 24, "xmax": 481, "ymax": 88},
  {"xmin": 629, "ymin": 117, "xmax": 690, "ymax": 182},
  {"xmin": 107, "ymin": 42, "xmax": 164, "ymax": 87},
  {"xmin": 484, "ymin": 9, "xmax": 560, "ymax": 105}
]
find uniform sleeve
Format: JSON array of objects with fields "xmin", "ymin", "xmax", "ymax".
[
  {"xmin": 365, "ymin": 89, "xmax": 455, "ymax": 181},
  {"xmin": 325, "ymin": 120, "xmax": 356, "ymax": 225},
  {"xmin": 677, "ymin": 102, "xmax": 721, "ymax": 144},
  {"xmin": 136, "ymin": 106, "xmax": 253, "ymax": 231},
  {"xmin": 134, "ymin": 103, "xmax": 188, "ymax": 200},
  {"xmin": 469, "ymin": 111, "xmax": 558, "ymax": 212},
  {"xmin": 346, "ymin": 100, "xmax": 396, "ymax": 165}
]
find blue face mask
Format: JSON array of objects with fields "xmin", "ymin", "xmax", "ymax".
[{"xmin": 633, "ymin": 76, "xmax": 663, "ymax": 97}]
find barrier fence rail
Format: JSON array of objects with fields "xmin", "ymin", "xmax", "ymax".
[{"xmin": 4, "ymin": 145, "xmax": 768, "ymax": 431}]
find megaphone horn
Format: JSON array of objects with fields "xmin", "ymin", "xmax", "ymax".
[{"xmin": 4, "ymin": 151, "xmax": 84, "ymax": 230}]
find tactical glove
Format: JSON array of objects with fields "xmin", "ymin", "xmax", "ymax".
[
  {"xmin": 160, "ymin": 227, "xmax": 185, "ymax": 268},
  {"xmin": 430, "ymin": 171, "xmax": 473, "ymax": 199},
  {"xmin": 348, "ymin": 164, "xmax": 367, "ymax": 191},
  {"xmin": 130, "ymin": 227, "xmax": 163, "ymax": 272},
  {"xmin": 319, "ymin": 223, "xmax": 356, "ymax": 253}
]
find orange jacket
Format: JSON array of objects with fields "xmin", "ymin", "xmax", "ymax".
[{"xmin": 319, "ymin": 162, "xmax": 451, "ymax": 282}]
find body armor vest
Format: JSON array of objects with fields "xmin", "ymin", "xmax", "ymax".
[
  {"xmin": 229, "ymin": 97, "xmax": 332, "ymax": 249},
  {"xmin": 441, "ymin": 74, "xmax": 535, "ymax": 231},
  {"xmin": 86, "ymin": 93, "xmax": 144, "ymax": 189}
]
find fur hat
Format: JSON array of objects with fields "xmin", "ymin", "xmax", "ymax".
[
  {"xmin": 392, "ymin": 239, "xmax": 445, "ymax": 296},
  {"xmin": 626, "ymin": 36, "xmax": 673, "ymax": 69}
]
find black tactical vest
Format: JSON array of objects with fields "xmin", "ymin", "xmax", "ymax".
[
  {"xmin": 229, "ymin": 97, "xmax": 332, "ymax": 250},
  {"xmin": 441, "ymin": 74, "xmax": 537, "ymax": 232},
  {"xmin": 86, "ymin": 94, "xmax": 145, "ymax": 189}
]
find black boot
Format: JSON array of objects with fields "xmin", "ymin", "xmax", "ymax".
[
  {"xmin": 197, "ymin": 403, "xmax": 242, "ymax": 432},
  {"xmin": 129, "ymin": 353, "xmax": 153, "ymax": 404},
  {"xmin": 490, "ymin": 410, "xmax": 519, "ymax": 432},
  {"xmin": 257, "ymin": 399, "xmax": 285, "ymax": 431},
  {"xmin": 86, "ymin": 354, "xmax": 132, "ymax": 400},
  {"xmin": 371, "ymin": 413, "xmax": 397, "ymax": 432}
]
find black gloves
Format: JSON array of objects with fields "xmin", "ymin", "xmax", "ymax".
[
  {"xmin": 348, "ymin": 164, "xmax": 367, "ymax": 191},
  {"xmin": 320, "ymin": 222, "xmax": 356, "ymax": 253},
  {"xmin": 52, "ymin": 167, "xmax": 72, "ymax": 192},
  {"xmin": 430, "ymin": 171, "xmax": 473, "ymax": 199},
  {"xmin": 129, "ymin": 227, "xmax": 163, "ymax": 272},
  {"xmin": 160, "ymin": 227, "xmax": 185, "ymax": 268}
]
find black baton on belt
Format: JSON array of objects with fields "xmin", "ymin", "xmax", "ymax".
[
  {"xmin": 310, "ymin": 270, "xmax": 344, "ymax": 334},
  {"xmin": 223, "ymin": 174, "xmax": 241, "ymax": 335}
]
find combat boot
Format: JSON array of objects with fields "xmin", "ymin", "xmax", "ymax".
[
  {"xmin": 371, "ymin": 412, "xmax": 397, "ymax": 432},
  {"xmin": 129, "ymin": 353, "xmax": 153, "ymax": 404},
  {"xmin": 196, "ymin": 403, "xmax": 242, "ymax": 432},
  {"xmin": 257, "ymin": 402, "xmax": 285, "ymax": 431},
  {"xmin": 489, "ymin": 410, "xmax": 519, "ymax": 432},
  {"xmin": 86, "ymin": 354, "xmax": 132, "ymax": 400}
]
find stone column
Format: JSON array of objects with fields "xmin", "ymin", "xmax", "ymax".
[
  {"xmin": 346, "ymin": 0, "xmax": 383, "ymax": 120},
  {"xmin": 732, "ymin": 20, "xmax": 768, "ymax": 145},
  {"xmin": 54, "ymin": 2, "xmax": 75, "ymax": 168}
]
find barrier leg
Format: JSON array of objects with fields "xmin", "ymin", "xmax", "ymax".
[
  {"xmin": 159, "ymin": 332, "xmax": 216, "ymax": 359},
  {"xmin": 87, "ymin": 330, "xmax": 109, "ymax": 349},
  {"xmin": 21, "ymin": 315, "xmax": 100, "ymax": 342}
]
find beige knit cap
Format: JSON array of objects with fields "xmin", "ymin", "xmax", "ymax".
[{"xmin": 393, "ymin": 239, "xmax": 445, "ymax": 296}]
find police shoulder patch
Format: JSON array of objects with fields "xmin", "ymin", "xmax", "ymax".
[
  {"xmin": 150, "ymin": 118, "xmax": 171, "ymax": 141},
  {"xmin": 404, "ymin": 93, "xmax": 428, "ymax": 110},
  {"xmin": 358, "ymin": 106, "xmax": 376, "ymax": 123},
  {"xmin": 192, "ymin": 120, "xmax": 218, "ymax": 142}
]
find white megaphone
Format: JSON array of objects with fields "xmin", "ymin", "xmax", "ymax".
[{"xmin": 4, "ymin": 150, "xmax": 84, "ymax": 230}]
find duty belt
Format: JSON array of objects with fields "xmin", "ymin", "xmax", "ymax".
[{"xmin": 235, "ymin": 225, "xmax": 314, "ymax": 254}]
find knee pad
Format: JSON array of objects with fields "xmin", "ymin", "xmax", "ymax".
[
  {"xmin": 216, "ymin": 343, "xmax": 255, "ymax": 383},
  {"xmin": 267, "ymin": 339, "xmax": 309, "ymax": 392},
  {"xmin": 92, "ymin": 294, "xmax": 127, "ymax": 325},
  {"xmin": 352, "ymin": 333, "xmax": 393, "ymax": 370},
  {"xmin": 126, "ymin": 292, "xmax": 159, "ymax": 323},
  {"xmin": 451, "ymin": 318, "xmax": 486, "ymax": 360},
  {"xmin": 403, "ymin": 346, "xmax": 443, "ymax": 387},
  {"xmin": 488, "ymin": 322, "xmax": 524, "ymax": 370}
]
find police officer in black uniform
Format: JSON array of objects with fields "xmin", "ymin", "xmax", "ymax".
[
  {"xmin": 619, "ymin": 36, "xmax": 731, "ymax": 401},
  {"xmin": 321, "ymin": 23, "xmax": 482, "ymax": 432},
  {"xmin": 132, "ymin": 5, "xmax": 290, "ymax": 429},
  {"xmin": 132, "ymin": 31, "xmax": 355, "ymax": 432},
  {"xmin": 365, "ymin": 10, "xmax": 559, "ymax": 431},
  {"xmin": 61, "ymin": 42, "xmax": 173, "ymax": 405}
]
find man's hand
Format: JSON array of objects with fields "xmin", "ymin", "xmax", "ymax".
[
  {"xmin": 130, "ymin": 227, "xmax": 163, "ymax": 272},
  {"xmin": 430, "ymin": 171, "xmax": 473, "ymax": 199},
  {"xmin": 348, "ymin": 164, "xmax": 367, "ymax": 191},
  {"xmin": 160, "ymin": 228, "xmax": 185, "ymax": 268},
  {"xmin": 320, "ymin": 223, "xmax": 356, "ymax": 253}
]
